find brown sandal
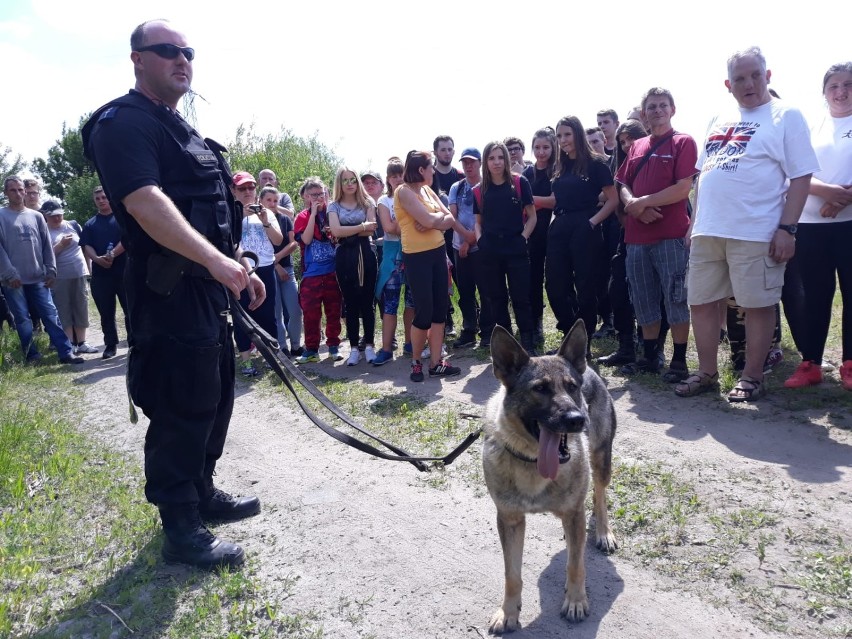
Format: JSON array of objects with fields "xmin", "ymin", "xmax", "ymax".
[
  {"xmin": 674, "ymin": 371, "xmax": 719, "ymax": 397},
  {"xmin": 727, "ymin": 376, "xmax": 764, "ymax": 403}
]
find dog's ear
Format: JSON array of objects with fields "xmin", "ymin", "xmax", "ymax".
[
  {"xmin": 557, "ymin": 319, "xmax": 588, "ymax": 374},
  {"xmin": 490, "ymin": 325, "xmax": 530, "ymax": 388}
]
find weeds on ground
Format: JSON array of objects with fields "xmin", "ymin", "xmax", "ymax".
[{"xmin": 0, "ymin": 331, "xmax": 321, "ymax": 638}]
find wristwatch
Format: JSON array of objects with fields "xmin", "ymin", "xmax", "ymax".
[{"xmin": 778, "ymin": 224, "xmax": 798, "ymax": 236}]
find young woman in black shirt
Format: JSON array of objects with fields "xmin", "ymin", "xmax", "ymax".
[
  {"xmin": 473, "ymin": 141, "xmax": 538, "ymax": 353},
  {"xmin": 523, "ymin": 126, "xmax": 557, "ymax": 346},
  {"xmin": 538, "ymin": 116, "xmax": 618, "ymax": 351}
]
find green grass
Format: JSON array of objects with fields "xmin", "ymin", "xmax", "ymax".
[{"xmin": 0, "ymin": 330, "xmax": 322, "ymax": 638}]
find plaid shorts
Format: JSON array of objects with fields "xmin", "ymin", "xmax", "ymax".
[{"xmin": 626, "ymin": 238, "xmax": 690, "ymax": 326}]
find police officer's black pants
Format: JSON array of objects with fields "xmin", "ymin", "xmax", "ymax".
[{"xmin": 127, "ymin": 275, "xmax": 234, "ymax": 506}]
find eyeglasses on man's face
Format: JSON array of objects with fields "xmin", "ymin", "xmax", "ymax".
[{"xmin": 135, "ymin": 43, "xmax": 196, "ymax": 62}]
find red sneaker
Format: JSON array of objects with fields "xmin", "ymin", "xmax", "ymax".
[
  {"xmin": 783, "ymin": 361, "xmax": 822, "ymax": 389},
  {"xmin": 840, "ymin": 360, "xmax": 852, "ymax": 391}
]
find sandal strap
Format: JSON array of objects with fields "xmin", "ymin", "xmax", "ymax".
[
  {"xmin": 685, "ymin": 371, "xmax": 718, "ymax": 384},
  {"xmin": 736, "ymin": 376, "xmax": 762, "ymax": 389}
]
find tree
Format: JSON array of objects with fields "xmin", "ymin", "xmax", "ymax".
[
  {"xmin": 225, "ymin": 125, "xmax": 342, "ymax": 207},
  {"xmin": 31, "ymin": 115, "xmax": 97, "ymax": 221},
  {"xmin": 0, "ymin": 142, "xmax": 27, "ymax": 206}
]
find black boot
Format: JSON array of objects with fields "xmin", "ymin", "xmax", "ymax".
[
  {"xmin": 199, "ymin": 480, "xmax": 261, "ymax": 522},
  {"xmin": 597, "ymin": 332, "xmax": 636, "ymax": 366},
  {"xmin": 160, "ymin": 505, "xmax": 245, "ymax": 569},
  {"xmin": 520, "ymin": 333, "xmax": 539, "ymax": 356},
  {"xmin": 533, "ymin": 318, "xmax": 545, "ymax": 347}
]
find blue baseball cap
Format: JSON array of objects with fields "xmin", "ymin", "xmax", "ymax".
[{"xmin": 460, "ymin": 148, "xmax": 481, "ymax": 161}]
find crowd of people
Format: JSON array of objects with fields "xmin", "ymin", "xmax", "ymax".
[
  {"xmin": 2, "ymin": 17, "xmax": 850, "ymax": 572},
  {"xmin": 1, "ymin": 49, "xmax": 850, "ymax": 397}
]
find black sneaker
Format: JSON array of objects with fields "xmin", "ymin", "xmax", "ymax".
[
  {"xmin": 661, "ymin": 360, "xmax": 689, "ymax": 383},
  {"xmin": 59, "ymin": 354, "xmax": 85, "ymax": 365},
  {"xmin": 592, "ymin": 323, "xmax": 616, "ymax": 340},
  {"xmin": 621, "ymin": 357, "xmax": 661, "ymax": 375},
  {"xmin": 102, "ymin": 345, "xmax": 117, "ymax": 359},
  {"xmin": 597, "ymin": 347, "xmax": 636, "ymax": 366},
  {"xmin": 453, "ymin": 331, "xmax": 477, "ymax": 349},
  {"xmin": 290, "ymin": 346, "xmax": 304, "ymax": 359},
  {"xmin": 410, "ymin": 360, "xmax": 424, "ymax": 382},
  {"xmin": 429, "ymin": 360, "xmax": 461, "ymax": 377}
]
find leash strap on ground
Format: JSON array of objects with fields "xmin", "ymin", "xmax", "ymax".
[{"xmin": 229, "ymin": 299, "xmax": 482, "ymax": 472}]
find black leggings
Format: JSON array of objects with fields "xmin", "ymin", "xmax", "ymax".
[
  {"xmin": 546, "ymin": 211, "xmax": 602, "ymax": 334},
  {"xmin": 528, "ymin": 210, "xmax": 551, "ymax": 323},
  {"xmin": 797, "ymin": 220, "xmax": 852, "ymax": 363},
  {"xmin": 478, "ymin": 235, "xmax": 533, "ymax": 336},
  {"xmin": 336, "ymin": 239, "xmax": 377, "ymax": 347},
  {"xmin": 403, "ymin": 246, "xmax": 449, "ymax": 330}
]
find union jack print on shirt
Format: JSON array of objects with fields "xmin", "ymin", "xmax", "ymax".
[{"xmin": 705, "ymin": 123, "xmax": 757, "ymax": 158}]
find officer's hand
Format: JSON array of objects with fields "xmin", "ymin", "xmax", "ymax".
[
  {"xmin": 209, "ymin": 255, "xmax": 250, "ymax": 298},
  {"xmin": 246, "ymin": 273, "xmax": 266, "ymax": 311}
]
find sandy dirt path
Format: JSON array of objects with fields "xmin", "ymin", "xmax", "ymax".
[{"xmin": 73, "ymin": 343, "xmax": 851, "ymax": 638}]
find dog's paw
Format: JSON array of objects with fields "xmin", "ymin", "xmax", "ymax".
[
  {"xmin": 595, "ymin": 530, "xmax": 618, "ymax": 553},
  {"xmin": 488, "ymin": 608, "xmax": 520, "ymax": 634},
  {"xmin": 560, "ymin": 595, "xmax": 589, "ymax": 622}
]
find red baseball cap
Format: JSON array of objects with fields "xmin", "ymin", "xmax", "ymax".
[{"xmin": 232, "ymin": 171, "xmax": 256, "ymax": 187}]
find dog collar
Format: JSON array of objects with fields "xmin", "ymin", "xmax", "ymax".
[{"xmin": 502, "ymin": 444, "xmax": 570, "ymax": 465}]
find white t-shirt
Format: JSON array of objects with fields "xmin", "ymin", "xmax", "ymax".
[
  {"xmin": 800, "ymin": 112, "xmax": 852, "ymax": 224},
  {"xmin": 48, "ymin": 221, "xmax": 88, "ymax": 279},
  {"xmin": 377, "ymin": 194, "xmax": 399, "ymax": 242},
  {"xmin": 693, "ymin": 99, "xmax": 820, "ymax": 242},
  {"xmin": 240, "ymin": 214, "xmax": 281, "ymax": 267}
]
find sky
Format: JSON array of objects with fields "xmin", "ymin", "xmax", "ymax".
[{"xmin": 1, "ymin": 0, "xmax": 847, "ymax": 185}]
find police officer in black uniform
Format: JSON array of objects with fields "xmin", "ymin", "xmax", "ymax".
[{"xmin": 81, "ymin": 19, "xmax": 266, "ymax": 570}]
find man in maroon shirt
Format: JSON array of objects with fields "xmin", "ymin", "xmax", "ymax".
[{"xmin": 616, "ymin": 87, "xmax": 697, "ymax": 381}]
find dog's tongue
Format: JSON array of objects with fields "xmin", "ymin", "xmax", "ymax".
[{"xmin": 537, "ymin": 427, "xmax": 561, "ymax": 480}]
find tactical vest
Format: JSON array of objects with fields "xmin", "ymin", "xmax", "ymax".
[{"xmin": 83, "ymin": 91, "xmax": 241, "ymax": 272}]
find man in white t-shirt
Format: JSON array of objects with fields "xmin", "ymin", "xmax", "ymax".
[{"xmin": 679, "ymin": 46, "xmax": 819, "ymax": 402}]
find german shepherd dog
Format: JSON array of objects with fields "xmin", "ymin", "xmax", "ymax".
[{"xmin": 482, "ymin": 321, "xmax": 617, "ymax": 634}]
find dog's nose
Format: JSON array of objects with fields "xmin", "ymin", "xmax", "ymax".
[{"xmin": 560, "ymin": 411, "xmax": 586, "ymax": 432}]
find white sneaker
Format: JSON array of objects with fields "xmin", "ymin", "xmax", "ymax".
[
  {"xmin": 346, "ymin": 349, "xmax": 361, "ymax": 366},
  {"xmin": 75, "ymin": 342, "xmax": 99, "ymax": 354},
  {"xmin": 421, "ymin": 345, "xmax": 448, "ymax": 359},
  {"xmin": 364, "ymin": 345, "xmax": 377, "ymax": 363}
]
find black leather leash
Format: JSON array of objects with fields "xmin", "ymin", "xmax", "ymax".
[{"xmin": 229, "ymin": 268, "xmax": 482, "ymax": 472}]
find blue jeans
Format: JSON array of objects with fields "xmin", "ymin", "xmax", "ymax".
[
  {"xmin": 274, "ymin": 265, "xmax": 302, "ymax": 350},
  {"xmin": 2, "ymin": 283, "xmax": 73, "ymax": 359}
]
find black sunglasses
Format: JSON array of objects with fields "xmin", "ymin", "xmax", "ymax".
[{"xmin": 135, "ymin": 43, "xmax": 195, "ymax": 62}]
